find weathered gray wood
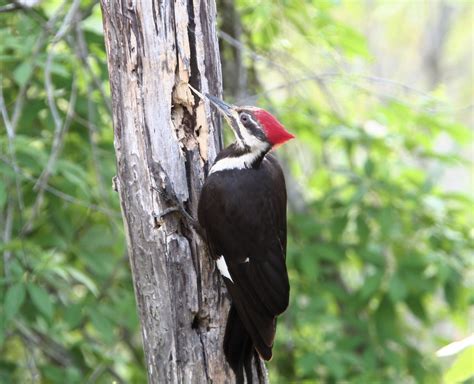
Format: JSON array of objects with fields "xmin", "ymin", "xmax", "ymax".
[{"xmin": 100, "ymin": 1, "xmax": 269, "ymax": 382}]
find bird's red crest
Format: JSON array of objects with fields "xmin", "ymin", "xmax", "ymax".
[{"xmin": 254, "ymin": 109, "xmax": 295, "ymax": 146}]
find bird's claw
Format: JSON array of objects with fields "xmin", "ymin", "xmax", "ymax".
[
  {"xmin": 153, "ymin": 207, "xmax": 180, "ymax": 221},
  {"xmin": 153, "ymin": 204, "xmax": 205, "ymax": 238}
]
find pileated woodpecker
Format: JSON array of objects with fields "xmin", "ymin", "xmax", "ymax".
[{"xmin": 197, "ymin": 92, "xmax": 294, "ymax": 381}]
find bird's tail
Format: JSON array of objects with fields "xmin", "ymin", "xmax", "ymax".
[{"xmin": 224, "ymin": 304, "xmax": 259, "ymax": 383}]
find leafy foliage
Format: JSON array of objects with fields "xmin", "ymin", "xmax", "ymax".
[
  {"xmin": 0, "ymin": 1, "xmax": 145, "ymax": 382},
  {"xmin": 0, "ymin": 0, "xmax": 472, "ymax": 383},
  {"xmin": 227, "ymin": 0, "xmax": 473, "ymax": 383}
]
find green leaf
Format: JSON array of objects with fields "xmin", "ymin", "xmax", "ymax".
[
  {"xmin": 89, "ymin": 309, "xmax": 114, "ymax": 344},
  {"xmin": 406, "ymin": 295, "xmax": 428, "ymax": 322},
  {"xmin": 357, "ymin": 272, "xmax": 383, "ymax": 304},
  {"xmin": 41, "ymin": 365, "xmax": 65, "ymax": 383},
  {"xmin": 444, "ymin": 346, "xmax": 474, "ymax": 384},
  {"xmin": 4, "ymin": 283, "xmax": 26, "ymax": 321},
  {"xmin": 356, "ymin": 214, "xmax": 370, "ymax": 244},
  {"xmin": 388, "ymin": 274, "xmax": 407, "ymax": 302},
  {"xmin": 364, "ymin": 158, "xmax": 375, "ymax": 177},
  {"xmin": 310, "ymin": 243, "xmax": 343, "ymax": 262},
  {"xmin": 13, "ymin": 60, "xmax": 33, "ymax": 86},
  {"xmin": 56, "ymin": 160, "xmax": 91, "ymax": 198},
  {"xmin": 64, "ymin": 303, "xmax": 83, "ymax": 329},
  {"xmin": 66, "ymin": 267, "xmax": 98, "ymax": 296},
  {"xmin": 374, "ymin": 295, "xmax": 398, "ymax": 341},
  {"xmin": 27, "ymin": 283, "xmax": 54, "ymax": 320}
]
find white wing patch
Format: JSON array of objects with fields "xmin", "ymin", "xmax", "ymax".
[{"xmin": 216, "ymin": 256, "xmax": 233, "ymax": 283}]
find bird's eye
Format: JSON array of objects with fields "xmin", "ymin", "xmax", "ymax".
[{"xmin": 240, "ymin": 114, "xmax": 249, "ymax": 123}]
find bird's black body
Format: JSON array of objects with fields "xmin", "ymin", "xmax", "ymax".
[
  {"xmin": 198, "ymin": 153, "xmax": 290, "ymax": 379},
  {"xmin": 190, "ymin": 90, "xmax": 294, "ymax": 382}
]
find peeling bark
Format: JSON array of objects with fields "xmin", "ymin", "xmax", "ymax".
[{"xmin": 99, "ymin": 1, "xmax": 234, "ymax": 382}]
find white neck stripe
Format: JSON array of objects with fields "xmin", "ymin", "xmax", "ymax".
[{"xmin": 209, "ymin": 151, "xmax": 261, "ymax": 174}]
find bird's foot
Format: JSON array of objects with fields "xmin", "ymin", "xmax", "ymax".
[
  {"xmin": 150, "ymin": 162, "xmax": 206, "ymax": 239},
  {"xmin": 151, "ymin": 188, "xmax": 205, "ymax": 239}
]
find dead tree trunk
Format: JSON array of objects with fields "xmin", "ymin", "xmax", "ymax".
[{"xmin": 99, "ymin": 1, "xmax": 236, "ymax": 383}]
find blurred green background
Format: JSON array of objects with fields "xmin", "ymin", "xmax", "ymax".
[{"xmin": 0, "ymin": 0, "xmax": 472, "ymax": 383}]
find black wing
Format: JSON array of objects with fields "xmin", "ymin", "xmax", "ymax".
[{"xmin": 198, "ymin": 154, "xmax": 289, "ymax": 360}]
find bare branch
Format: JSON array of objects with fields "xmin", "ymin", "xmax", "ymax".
[
  {"xmin": 73, "ymin": 23, "xmax": 112, "ymax": 203},
  {"xmin": 73, "ymin": 22, "xmax": 112, "ymax": 113},
  {"xmin": 219, "ymin": 30, "xmax": 291, "ymax": 77},
  {"xmin": 15, "ymin": 321, "xmax": 74, "ymax": 367},
  {"xmin": 22, "ymin": 336, "xmax": 41, "ymax": 383},
  {"xmin": 50, "ymin": 0, "xmax": 81, "ymax": 45},
  {"xmin": 105, "ymin": 367, "xmax": 126, "ymax": 384},
  {"xmin": 23, "ymin": 76, "xmax": 78, "ymax": 233},
  {"xmin": 238, "ymin": 72, "xmax": 456, "ymax": 113},
  {"xmin": 2, "ymin": 199, "xmax": 14, "ymax": 277},
  {"xmin": 0, "ymin": 0, "xmax": 41, "ymax": 13},
  {"xmin": 0, "ymin": 83, "xmax": 25, "ymax": 211},
  {"xmin": 86, "ymin": 364, "xmax": 107, "ymax": 384},
  {"xmin": 31, "ymin": 0, "xmax": 81, "ymax": 195},
  {"xmin": 0, "ymin": 4, "xmax": 22, "ymax": 13},
  {"xmin": 11, "ymin": 0, "xmax": 69, "ymax": 130},
  {"xmin": 218, "ymin": 29, "xmax": 455, "ymax": 112}
]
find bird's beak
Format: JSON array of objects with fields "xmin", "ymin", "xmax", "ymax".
[
  {"xmin": 187, "ymin": 85, "xmax": 242, "ymax": 143},
  {"xmin": 205, "ymin": 94, "xmax": 243, "ymax": 142},
  {"xmin": 205, "ymin": 94, "xmax": 233, "ymax": 117}
]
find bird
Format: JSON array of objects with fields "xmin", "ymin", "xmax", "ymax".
[{"xmin": 195, "ymin": 90, "xmax": 294, "ymax": 382}]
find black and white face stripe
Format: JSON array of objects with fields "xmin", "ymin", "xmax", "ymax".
[
  {"xmin": 209, "ymin": 108, "xmax": 271, "ymax": 174},
  {"xmin": 231, "ymin": 113, "xmax": 247, "ymax": 147},
  {"xmin": 233, "ymin": 110, "xmax": 269, "ymax": 152},
  {"xmin": 239, "ymin": 112, "xmax": 267, "ymax": 143}
]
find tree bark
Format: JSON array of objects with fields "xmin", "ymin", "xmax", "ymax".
[{"xmin": 99, "ymin": 1, "xmax": 236, "ymax": 383}]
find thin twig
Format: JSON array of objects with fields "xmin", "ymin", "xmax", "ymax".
[
  {"xmin": 237, "ymin": 72, "xmax": 465, "ymax": 114},
  {"xmin": 2, "ymin": 199, "xmax": 14, "ymax": 277},
  {"xmin": 0, "ymin": 82, "xmax": 25, "ymax": 211},
  {"xmin": 11, "ymin": 0, "xmax": 68, "ymax": 130},
  {"xmin": 32, "ymin": 0, "xmax": 81, "ymax": 192},
  {"xmin": 51, "ymin": 0, "xmax": 81, "ymax": 45},
  {"xmin": 218, "ymin": 29, "xmax": 457, "ymax": 112},
  {"xmin": 86, "ymin": 364, "xmax": 107, "ymax": 383},
  {"xmin": 218, "ymin": 30, "xmax": 293, "ymax": 79},
  {"xmin": 23, "ymin": 337, "xmax": 40, "ymax": 383},
  {"xmin": 30, "ymin": 0, "xmax": 80, "ymax": 201},
  {"xmin": 0, "ymin": 82, "xmax": 27, "ymax": 271},
  {"xmin": 0, "ymin": 3, "xmax": 22, "ymax": 13},
  {"xmin": 37, "ymin": 74, "xmax": 78, "ymax": 191},
  {"xmin": 24, "ymin": 76, "xmax": 78, "ymax": 233},
  {"xmin": 15, "ymin": 321, "xmax": 74, "ymax": 367},
  {"xmin": 105, "ymin": 367, "xmax": 126, "ymax": 384},
  {"xmin": 73, "ymin": 22, "xmax": 112, "ymax": 113},
  {"xmin": 74, "ymin": 24, "xmax": 111, "ymax": 202}
]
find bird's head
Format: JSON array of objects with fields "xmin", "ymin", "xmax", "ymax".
[{"xmin": 206, "ymin": 94, "xmax": 295, "ymax": 152}]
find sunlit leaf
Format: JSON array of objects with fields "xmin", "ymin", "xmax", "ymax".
[{"xmin": 443, "ymin": 346, "xmax": 474, "ymax": 384}]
